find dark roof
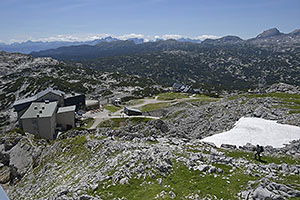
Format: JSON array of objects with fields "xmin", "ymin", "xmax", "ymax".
[
  {"xmin": 64, "ymin": 92, "xmax": 84, "ymax": 99},
  {"xmin": 36, "ymin": 87, "xmax": 65, "ymax": 99},
  {"xmin": 183, "ymin": 85, "xmax": 191, "ymax": 93},
  {"xmin": 124, "ymin": 107, "xmax": 142, "ymax": 113},
  {"xmin": 172, "ymin": 83, "xmax": 182, "ymax": 89},
  {"xmin": 13, "ymin": 96, "xmax": 36, "ymax": 107},
  {"xmin": 13, "ymin": 87, "xmax": 65, "ymax": 107}
]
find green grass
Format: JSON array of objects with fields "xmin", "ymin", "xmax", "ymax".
[
  {"xmin": 80, "ymin": 118, "xmax": 95, "ymax": 129},
  {"xmin": 157, "ymin": 92, "xmax": 189, "ymax": 100},
  {"xmin": 140, "ymin": 102, "xmax": 170, "ymax": 112},
  {"xmin": 60, "ymin": 135, "xmax": 88, "ymax": 156},
  {"xmin": 278, "ymin": 174, "xmax": 300, "ymax": 191},
  {"xmin": 105, "ymin": 104, "xmax": 122, "ymax": 113},
  {"xmin": 91, "ymin": 162, "xmax": 256, "ymax": 200},
  {"xmin": 223, "ymin": 149, "xmax": 300, "ymax": 165},
  {"xmin": 98, "ymin": 117, "xmax": 152, "ymax": 128},
  {"xmin": 190, "ymin": 94, "xmax": 220, "ymax": 101},
  {"xmin": 126, "ymin": 99, "xmax": 145, "ymax": 106},
  {"xmin": 8, "ymin": 128, "xmax": 25, "ymax": 135}
]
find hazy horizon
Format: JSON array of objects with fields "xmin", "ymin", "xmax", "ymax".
[{"xmin": 1, "ymin": 0, "xmax": 300, "ymax": 43}]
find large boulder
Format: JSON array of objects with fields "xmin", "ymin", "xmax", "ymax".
[
  {"xmin": 252, "ymin": 186, "xmax": 273, "ymax": 199},
  {"xmin": 8, "ymin": 140, "xmax": 34, "ymax": 177}
]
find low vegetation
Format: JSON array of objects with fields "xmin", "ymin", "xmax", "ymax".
[
  {"xmin": 80, "ymin": 118, "xmax": 95, "ymax": 129},
  {"xmin": 140, "ymin": 102, "xmax": 170, "ymax": 112},
  {"xmin": 98, "ymin": 117, "xmax": 152, "ymax": 128},
  {"xmin": 223, "ymin": 149, "xmax": 300, "ymax": 165},
  {"xmin": 92, "ymin": 162, "xmax": 256, "ymax": 200},
  {"xmin": 157, "ymin": 92, "xmax": 190, "ymax": 100},
  {"xmin": 105, "ymin": 104, "xmax": 122, "ymax": 113}
]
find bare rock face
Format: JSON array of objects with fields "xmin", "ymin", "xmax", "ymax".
[
  {"xmin": 0, "ymin": 166, "xmax": 10, "ymax": 184},
  {"xmin": 0, "ymin": 132, "xmax": 43, "ymax": 185},
  {"xmin": 8, "ymin": 140, "xmax": 33, "ymax": 177}
]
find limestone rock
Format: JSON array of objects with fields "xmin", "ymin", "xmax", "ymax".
[
  {"xmin": 252, "ymin": 186, "xmax": 273, "ymax": 199},
  {"xmin": 0, "ymin": 166, "xmax": 10, "ymax": 184}
]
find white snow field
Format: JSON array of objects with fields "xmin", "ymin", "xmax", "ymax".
[{"xmin": 201, "ymin": 117, "xmax": 300, "ymax": 148}]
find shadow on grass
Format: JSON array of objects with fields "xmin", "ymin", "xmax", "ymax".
[{"xmin": 255, "ymin": 158, "xmax": 267, "ymax": 163}]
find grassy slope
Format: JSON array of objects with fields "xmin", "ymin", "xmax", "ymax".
[
  {"xmin": 98, "ymin": 117, "xmax": 152, "ymax": 128},
  {"xmin": 105, "ymin": 104, "xmax": 122, "ymax": 113},
  {"xmin": 157, "ymin": 92, "xmax": 190, "ymax": 100},
  {"xmin": 140, "ymin": 102, "xmax": 171, "ymax": 112},
  {"xmin": 92, "ymin": 162, "xmax": 255, "ymax": 200}
]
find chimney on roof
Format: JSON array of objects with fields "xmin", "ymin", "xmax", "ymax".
[
  {"xmin": 39, "ymin": 110, "xmax": 42, "ymax": 114},
  {"xmin": 42, "ymin": 106, "xmax": 45, "ymax": 110},
  {"xmin": 45, "ymin": 100, "xmax": 50, "ymax": 104},
  {"xmin": 34, "ymin": 106, "xmax": 38, "ymax": 110},
  {"xmin": 71, "ymin": 92, "xmax": 75, "ymax": 96},
  {"xmin": 37, "ymin": 114, "xmax": 39, "ymax": 118}
]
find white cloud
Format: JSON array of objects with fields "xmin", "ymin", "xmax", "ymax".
[
  {"xmin": 3, "ymin": 33, "xmax": 221, "ymax": 44},
  {"xmin": 154, "ymin": 34, "xmax": 183, "ymax": 40},
  {"xmin": 34, "ymin": 33, "xmax": 111, "ymax": 42},
  {"xmin": 116, "ymin": 33, "xmax": 145, "ymax": 40},
  {"xmin": 194, "ymin": 35, "xmax": 220, "ymax": 40}
]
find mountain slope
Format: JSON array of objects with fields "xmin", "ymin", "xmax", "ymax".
[
  {"xmin": 31, "ymin": 39, "xmax": 201, "ymax": 60},
  {"xmin": 29, "ymin": 28, "xmax": 300, "ymax": 90},
  {"xmin": 0, "ymin": 37, "xmax": 119, "ymax": 54},
  {"xmin": 0, "ymin": 51, "xmax": 162, "ymax": 134},
  {"xmin": 82, "ymin": 45, "xmax": 300, "ymax": 90}
]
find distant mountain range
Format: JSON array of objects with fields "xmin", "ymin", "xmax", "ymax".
[
  {"xmin": 0, "ymin": 28, "xmax": 298, "ymax": 54},
  {"xmin": 0, "ymin": 36, "xmax": 202, "ymax": 54},
  {"xmin": 26, "ymin": 28, "xmax": 300, "ymax": 91},
  {"xmin": 2, "ymin": 28, "xmax": 300, "ymax": 91},
  {"xmin": 0, "ymin": 37, "xmax": 119, "ymax": 54},
  {"xmin": 1, "ymin": 28, "xmax": 299, "ymax": 55},
  {"xmin": 29, "ymin": 28, "xmax": 300, "ymax": 61}
]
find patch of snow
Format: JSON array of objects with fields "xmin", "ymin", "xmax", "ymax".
[{"xmin": 201, "ymin": 117, "xmax": 300, "ymax": 148}]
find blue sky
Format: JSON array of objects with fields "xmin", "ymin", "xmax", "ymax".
[{"xmin": 0, "ymin": 0, "xmax": 300, "ymax": 43}]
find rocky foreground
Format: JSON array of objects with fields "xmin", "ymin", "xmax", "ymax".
[{"xmin": 1, "ymin": 123, "xmax": 300, "ymax": 200}]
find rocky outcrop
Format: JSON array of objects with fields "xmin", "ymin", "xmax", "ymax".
[
  {"xmin": 0, "ymin": 132, "xmax": 44, "ymax": 185},
  {"xmin": 266, "ymin": 83, "xmax": 300, "ymax": 94}
]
